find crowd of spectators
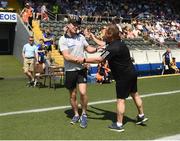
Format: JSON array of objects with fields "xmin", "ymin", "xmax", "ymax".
[
  {"xmin": 58, "ymin": 0, "xmax": 179, "ymax": 21},
  {"xmin": 74, "ymin": 18, "xmax": 180, "ymax": 48},
  {"xmin": 0, "ymin": 0, "xmax": 16, "ymax": 12},
  {"xmin": 117, "ymin": 19, "xmax": 180, "ymax": 46},
  {"xmin": 38, "ymin": 18, "xmax": 180, "ymax": 51},
  {"xmin": 19, "ymin": 0, "xmax": 180, "ymax": 85},
  {"xmin": 19, "ymin": 0, "xmax": 180, "ymax": 44},
  {"xmin": 20, "ymin": 0, "xmax": 179, "ymax": 21},
  {"xmin": 21, "ymin": 1, "xmax": 49, "ymax": 22}
]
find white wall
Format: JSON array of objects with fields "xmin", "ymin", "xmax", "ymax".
[
  {"xmin": 86, "ymin": 49, "xmax": 180, "ymax": 65},
  {"xmin": 131, "ymin": 50, "xmax": 180, "ymax": 64}
]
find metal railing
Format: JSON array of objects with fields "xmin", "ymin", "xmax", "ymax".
[
  {"xmin": 46, "ymin": 8, "xmax": 129, "ymax": 23},
  {"xmin": 47, "ymin": 9, "xmax": 56, "ymax": 20}
]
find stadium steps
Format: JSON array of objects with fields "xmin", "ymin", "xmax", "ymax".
[
  {"xmin": 51, "ymin": 47, "xmax": 64, "ymax": 66},
  {"xmin": 123, "ymin": 38, "xmax": 161, "ymax": 50},
  {"xmin": 32, "ymin": 20, "xmax": 64, "ymax": 66},
  {"xmin": 32, "ymin": 20, "xmax": 43, "ymax": 41}
]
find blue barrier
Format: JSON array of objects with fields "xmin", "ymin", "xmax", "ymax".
[
  {"xmin": 136, "ymin": 64, "xmax": 151, "ymax": 71},
  {"xmin": 149, "ymin": 63, "xmax": 162, "ymax": 70},
  {"xmin": 135, "ymin": 63, "xmax": 162, "ymax": 76},
  {"xmin": 89, "ymin": 62, "xmax": 179, "ymax": 77},
  {"xmin": 90, "ymin": 67, "xmax": 98, "ymax": 74},
  {"xmin": 176, "ymin": 62, "xmax": 180, "ymax": 68}
]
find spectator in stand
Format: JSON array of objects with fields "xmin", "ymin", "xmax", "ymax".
[
  {"xmin": 158, "ymin": 32, "xmax": 165, "ymax": 48},
  {"xmin": 126, "ymin": 28, "xmax": 135, "ymax": 39},
  {"xmin": 83, "ymin": 26, "xmax": 91, "ymax": 38},
  {"xmin": 26, "ymin": 3, "xmax": 33, "ymax": 29},
  {"xmin": 41, "ymin": 3, "xmax": 47, "ymax": 20},
  {"xmin": 43, "ymin": 27, "xmax": 54, "ymax": 60},
  {"xmin": 98, "ymin": 26, "xmax": 107, "ymax": 40},
  {"xmin": 132, "ymin": 25, "xmax": 141, "ymax": 38},
  {"xmin": 136, "ymin": 21, "xmax": 144, "ymax": 32},
  {"xmin": 52, "ymin": 2, "xmax": 60, "ymax": 15},
  {"xmin": 36, "ymin": 39, "xmax": 46, "ymax": 68},
  {"xmin": 34, "ymin": 39, "xmax": 46, "ymax": 86},
  {"xmin": 21, "ymin": 7, "xmax": 29, "ymax": 25},
  {"xmin": 42, "ymin": 11, "xmax": 49, "ymax": 21},
  {"xmin": 1, "ymin": 0, "xmax": 8, "ymax": 9},
  {"xmin": 22, "ymin": 36, "xmax": 38, "ymax": 87},
  {"xmin": 34, "ymin": 2, "xmax": 42, "ymax": 20}
]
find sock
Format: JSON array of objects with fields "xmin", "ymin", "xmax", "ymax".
[
  {"xmin": 82, "ymin": 112, "xmax": 87, "ymax": 116},
  {"xmin": 74, "ymin": 114, "xmax": 79, "ymax": 117},
  {"xmin": 116, "ymin": 122, "xmax": 122, "ymax": 127},
  {"xmin": 138, "ymin": 114, "xmax": 144, "ymax": 118}
]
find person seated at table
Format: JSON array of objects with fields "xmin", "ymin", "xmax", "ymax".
[{"xmin": 170, "ymin": 57, "xmax": 179, "ymax": 74}]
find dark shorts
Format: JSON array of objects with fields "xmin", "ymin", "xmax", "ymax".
[
  {"xmin": 65, "ymin": 69, "xmax": 87, "ymax": 90},
  {"xmin": 115, "ymin": 74, "xmax": 137, "ymax": 99},
  {"xmin": 38, "ymin": 55, "xmax": 45, "ymax": 63},
  {"xmin": 45, "ymin": 45, "xmax": 52, "ymax": 52}
]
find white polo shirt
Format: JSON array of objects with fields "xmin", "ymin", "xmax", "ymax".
[
  {"xmin": 22, "ymin": 43, "xmax": 37, "ymax": 58},
  {"xmin": 59, "ymin": 34, "xmax": 89, "ymax": 71}
]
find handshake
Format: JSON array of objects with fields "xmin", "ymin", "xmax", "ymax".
[
  {"xmin": 74, "ymin": 46, "xmax": 105, "ymax": 64},
  {"xmin": 75, "ymin": 57, "xmax": 87, "ymax": 64}
]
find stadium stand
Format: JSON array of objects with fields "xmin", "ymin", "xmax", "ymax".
[
  {"xmin": 35, "ymin": 19, "xmax": 180, "ymax": 76},
  {"xmin": 8, "ymin": 0, "xmax": 21, "ymax": 11},
  {"xmin": 4, "ymin": 0, "xmax": 180, "ymax": 78}
]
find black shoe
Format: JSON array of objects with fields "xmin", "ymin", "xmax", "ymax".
[
  {"xmin": 136, "ymin": 115, "xmax": 148, "ymax": 125},
  {"xmin": 26, "ymin": 81, "xmax": 34, "ymax": 87},
  {"xmin": 108, "ymin": 123, "xmax": 125, "ymax": 132},
  {"xmin": 30, "ymin": 80, "xmax": 34, "ymax": 87}
]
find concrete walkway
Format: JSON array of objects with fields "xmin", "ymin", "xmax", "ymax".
[{"xmin": 155, "ymin": 134, "xmax": 180, "ymax": 140}]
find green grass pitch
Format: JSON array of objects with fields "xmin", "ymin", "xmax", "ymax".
[{"xmin": 0, "ymin": 55, "xmax": 180, "ymax": 140}]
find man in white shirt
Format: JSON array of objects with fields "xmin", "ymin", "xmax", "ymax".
[
  {"xmin": 59, "ymin": 19, "xmax": 98, "ymax": 128},
  {"xmin": 22, "ymin": 36, "xmax": 38, "ymax": 86}
]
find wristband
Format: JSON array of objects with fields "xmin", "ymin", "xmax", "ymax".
[{"xmin": 83, "ymin": 58, "xmax": 86, "ymax": 63}]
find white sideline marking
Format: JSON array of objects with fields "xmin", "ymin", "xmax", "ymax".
[
  {"xmin": 154, "ymin": 134, "xmax": 180, "ymax": 140},
  {"xmin": 0, "ymin": 90, "xmax": 180, "ymax": 117}
]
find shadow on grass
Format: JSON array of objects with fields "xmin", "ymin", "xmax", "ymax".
[
  {"xmin": 0, "ymin": 77, "xmax": 4, "ymax": 80},
  {"xmin": 54, "ymin": 83, "xmax": 65, "ymax": 88},
  {"xmin": 64, "ymin": 108, "xmax": 82, "ymax": 119},
  {"xmin": 63, "ymin": 105, "xmax": 147, "ymax": 126},
  {"xmin": 34, "ymin": 83, "xmax": 65, "ymax": 89},
  {"xmin": 87, "ymin": 106, "xmax": 137, "ymax": 125}
]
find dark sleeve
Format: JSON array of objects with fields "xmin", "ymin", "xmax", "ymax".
[
  {"xmin": 100, "ymin": 45, "xmax": 116, "ymax": 60},
  {"xmin": 100, "ymin": 49, "xmax": 110, "ymax": 60}
]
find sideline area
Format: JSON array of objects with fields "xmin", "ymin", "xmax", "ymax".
[
  {"xmin": 0, "ymin": 89, "xmax": 180, "ymax": 117},
  {"xmin": 155, "ymin": 134, "xmax": 180, "ymax": 140},
  {"xmin": 138, "ymin": 73, "xmax": 180, "ymax": 79}
]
